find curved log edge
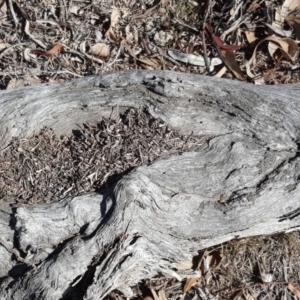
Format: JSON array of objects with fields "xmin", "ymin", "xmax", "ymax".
[{"xmin": 1, "ymin": 70, "xmax": 300, "ymax": 299}]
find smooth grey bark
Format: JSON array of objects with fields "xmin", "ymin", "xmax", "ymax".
[{"xmin": 0, "ymin": 70, "xmax": 300, "ymax": 299}]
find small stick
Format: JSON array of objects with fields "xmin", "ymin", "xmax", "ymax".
[
  {"xmin": 7, "ymin": 0, "xmax": 19, "ymax": 28},
  {"xmin": 202, "ymin": 0, "xmax": 213, "ymax": 71}
]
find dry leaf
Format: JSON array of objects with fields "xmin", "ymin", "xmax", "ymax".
[
  {"xmin": 196, "ymin": 250, "xmax": 208, "ymax": 274},
  {"xmin": 69, "ymin": 5, "xmax": 79, "ymax": 15},
  {"xmin": 182, "ymin": 277, "xmax": 198, "ymax": 299},
  {"xmin": 150, "ymin": 290, "xmax": 167, "ymax": 300},
  {"xmin": 213, "ymin": 34, "xmax": 243, "ymax": 50},
  {"xmin": 197, "ymin": 249, "xmax": 225, "ymax": 276},
  {"xmin": 142, "ymin": 297, "xmax": 154, "ymax": 300},
  {"xmin": 80, "ymin": 41, "xmax": 86, "ymax": 54},
  {"xmin": 105, "ymin": 9, "xmax": 120, "ymax": 39},
  {"xmin": 267, "ymin": 36, "xmax": 298, "ymax": 61},
  {"xmin": 31, "ymin": 43, "xmax": 63, "ymax": 56},
  {"xmin": 110, "ymin": 10, "xmax": 119, "ymax": 27},
  {"xmin": 246, "ymin": 36, "xmax": 299, "ymax": 78},
  {"xmin": 158, "ymin": 290, "xmax": 167, "ymax": 300},
  {"xmin": 288, "ymin": 283, "xmax": 300, "ymax": 299},
  {"xmin": 150, "ymin": 289, "xmax": 159, "ymax": 300},
  {"xmin": 90, "ymin": 43, "xmax": 110, "ymax": 57},
  {"xmin": 265, "ymin": 23, "xmax": 292, "ymax": 37},
  {"xmin": 168, "ymin": 50, "xmax": 222, "ymax": 67},
  {"xmin": 0, "ymin": 40, "xmax": 5, "ymax": 51},
  {"xmin": 202, "ymin": 254, "xmax": 211, "ymax": 274},
  {"xmin": 214, "ymin": 66, "xmax": 227, "ymax": 78},
  {"xmin": 281, "ymin": 0, "xmax": 300, "ymax": 20},
  {"xmin": 221, "ymin": 49, "xmax": 245, "ymax": 81},
  {"xmin": 0, "ymin": 0, "xmax": 7, "ymax": 14},
  {"xmin": 244, "ymin": 31, "xmax": 257, "ymax": 43}
]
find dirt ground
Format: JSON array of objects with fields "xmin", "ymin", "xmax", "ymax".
[{"xmin": 1, "ymin": 0, "xmax": 300, "ymax": 299}]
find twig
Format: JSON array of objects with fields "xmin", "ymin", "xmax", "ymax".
[
  {"xmin": 172, "ymin": 18, "xmax": 199, "ymax": 33},
  {"xmin": 132, "ymin": 0, "xmax": 169, "ymax": 19},
  {"xmin": 7, "ymin": 0, "xmax": 19, "ymax": 28},
  {"xmin": 202, "ymin": 0, "xmax": 213, "ymax": 71},
  {"xmin": 138, "ymin": 145, "xmax": 144, "ymax": 164},
  {"xmin": 132, "ymin": 3, "xmax": 159, "ymax": 19},
  {"xmin": 84, "ymin": 53, "xmax": 104, "ymax": 65}
]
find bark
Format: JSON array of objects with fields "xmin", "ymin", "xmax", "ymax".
[{"xmin": 0, "ymin": 70, "xmax": 300, "ymax": 299}]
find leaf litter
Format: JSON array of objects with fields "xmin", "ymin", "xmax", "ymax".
[
  {"xmin": 2, "ymin": 0, "xmax": 300, "ymax": 87},
  {"xmin": 0, "ymin": 108, "xmax": 204, "ymax": 204}
]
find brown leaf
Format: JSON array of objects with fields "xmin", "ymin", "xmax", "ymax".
[
  {"xmin": 183, "ymin": 277, "xmax": 198, "ymax": 294},
  {"xmin": 213, "ymin": 35, "xmax": 243, "ymax": 50},
  {"xmin": 246, "ymin": 35, "xmax": 299, "ymax": 78},
  {"xmin": 204, "ymin": 23, "xmax": 244, "ymax": 52},
  {"xmin": 31, "ymin": 43, "xmax": 63, "ymax": 56},
  {"xmin": 288, "ymin": 283, "xmax": 300, "ymax": 299},
  {"xmin": 266, "ymin": 36, "xmax": 298, "ymax": 61},
  {"xmin": 220, "ymin": 49, "xmax": 245, "ymax": 81}
]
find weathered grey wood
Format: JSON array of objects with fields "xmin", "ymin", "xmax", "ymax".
[{"xmin": 1, "ymin": 70, "xmax": 300, "ymax": 299}]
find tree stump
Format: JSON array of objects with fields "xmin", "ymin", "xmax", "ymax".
[{"xmin": 0, "ymin": 70, "xmax": 300, "ymax": 299}]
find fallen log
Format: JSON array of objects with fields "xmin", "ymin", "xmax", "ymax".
[{"xmin": 0, "ymin": 70, "xmax": 300, "ymax": 299}]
